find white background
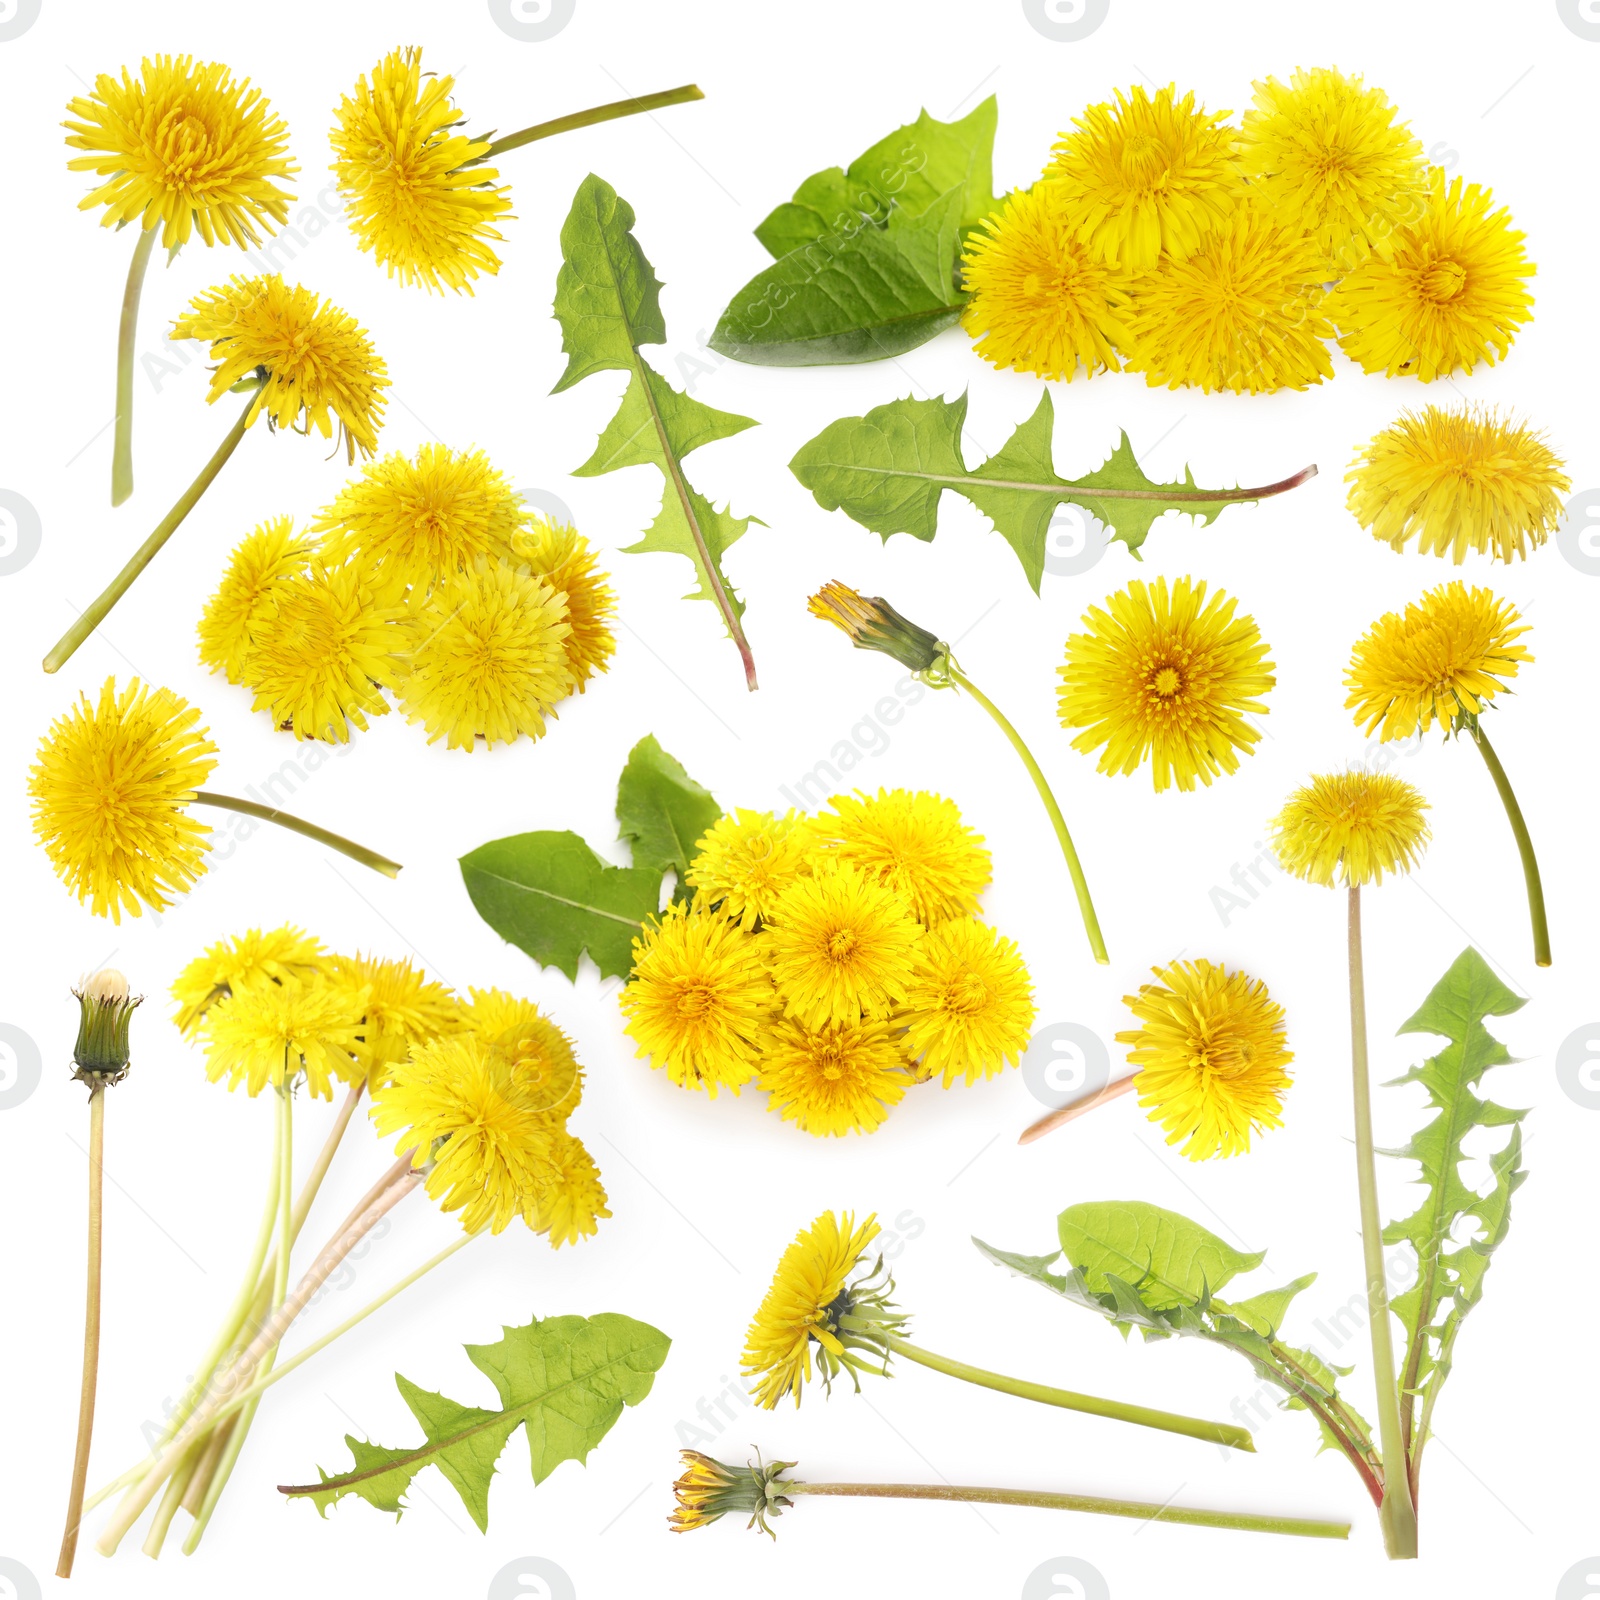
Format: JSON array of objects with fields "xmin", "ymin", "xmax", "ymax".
[{"xmin": 1, "ymin": 2, "xmax": 1596, "ymax": 1597}]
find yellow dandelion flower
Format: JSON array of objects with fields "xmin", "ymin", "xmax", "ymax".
[
  {"xmin": 686, "ymin": 809, "xmax": 816, "ymax": 926},
  {"xmin": 766, "ymin": 863, "xmax": 921, "ymax": 1029},
  {"xmin": 197, "ymin": 515, "xmax": 311, "ymax": 684},
  {"xmin": 326, "ymin": 953, "xmax": 459, "ymax": 1083},
  {"xmin": 1234, "ymin": 66, "xmax": 1426, "ymax": 272},
  {"xmin": 1058, "ymin": 576, "xmax": 1275, "ymax": 792},
  {"xmin": 620, "ymin": 901, "xmax": 774, "ymax": 1095},
  {"xmin": 1120, "ymin": 201, "xmax": 1334, "ymax": 393},
  {"xmin": 1117, "ymin": 960, "xmax": 1294, "ymax": 1161},
  {"xmin": 1325, "ymin": 167, "xmax": 1534, "ymax": 381},
  {"xmin": 669, "ymin": 1451, "xmax": 777, "ymax": 1534},
  {"xmin": 312, "ymin": 443, "xmax": 527, "ymax": 589},
  {"xmin": 171, "ymin": 924, "xmax": 323, "ymax": 1037},
  {"xmin": 1346, "ymin": 582, "xmax": 1531, "ymax": 742},
  {"xmin": 514, "ymin": 516, "xmax": 618, "ymax": 691},
  {"xmin": 459, "ymin": 986, "xmax": 583, "ymax": 1119},
  {"xmin": 899, "ymin": 918, "xmax": 1036, "ymax": 1087},
  {"xmin": 242, "ymin": 561, "xmax": 410, "ymax": 742},
  {"xmin": 65, "ymin": 55, "xmax": 296, "ymax": 249},
  {"xmin": 960, "ymin": 182, "xmax": 1130, "ymax": 380},
  {"xmin": 525, "ymin": 1130, "xmax": 610, "ymax": 1248},
  {"xmin": 330, "ymin": 47, "xmax": 513, "ymax": 294},
  {"xmin": 398, "ymin": 561, "xmax": 574, "ymax": 751},
  {"xmin": 818, "ymin": 789, "xmax": 992, "ymax": 926},
  {"xmin": 1347, "ymin": 406, "xmax": 1570, "ymax": 564},
  {"xmin": 1271, "ymin": 771, "xmax": 1430, "ymax": 887},
  {"xmin": 202, "ymin": 976, "xmax": 363, "ymax": 1099},
  {"xmin": 1044, "ymin": 83, "xmax": 1241, "ymax": 271},
  {"xmin": 29, "ymin": 678, "xmax": 218, "ymax": 922},
  {"xmin": 172, "ymin": 274, "xmax": 389, "ymax": 461},
  {"xmin": 756, "ymin": 1015, "xmax": 909, "ymax": 1137}
]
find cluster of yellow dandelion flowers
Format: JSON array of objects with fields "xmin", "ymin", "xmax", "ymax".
[
  {"xmin": 962, "ymin": 68, "xmax": 1533, "ymax": 391},
  {"xmin": 620, "ymin": 790, "xmax": 1037, "ymax": 1137},
  {"xmin": 196, "ymin": 444, "xmax": 617, "ymax": 748}
]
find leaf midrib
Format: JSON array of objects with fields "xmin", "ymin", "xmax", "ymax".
[{"xmin": 463, "ymin": 866, "xmax": 645, "ymax": 929}]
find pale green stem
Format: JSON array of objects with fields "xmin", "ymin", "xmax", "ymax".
[
  {"xmin": 192, "ymin": 792, "xmax": 401, "ymax": 879},
  {"xmin": 1471, "ymin": 725, "xmax": 1551, "ymax": 967},
  {"xmin": 111, "ymin": 227, "xmax": 158, "ymax": 506},
  {"xmin": 476, "ymin": 84, "xmax": 703, "ymax": 160}
]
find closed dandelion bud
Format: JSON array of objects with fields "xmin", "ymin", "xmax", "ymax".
[
  {"xmin": 72, "ymin": 969, "xmax": 140, "ymax": 1086},
  {"xmin": 669, "ymin": 1450, "xmax": 795, "ymax": 1537},
  {"xmin": 808, "ymin": 582, "xmax": 944, "ymax": 674}
]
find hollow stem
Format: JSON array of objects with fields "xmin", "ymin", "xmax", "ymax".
[
  {"xmin": 112, "ymin": 227, "xmax": 158, "ymax": 507},
  {"xmin": 1347, "ymin": 886, "xmax": 1418, "ymax": 1561},
  {"xmin": 1471, "ymin": 725, "xmax": 1550, "ymax": 967},
  {"xmin": 140, "ymin": 1442, "xmax": 203, "ymax": 1559},
  {"xmin": 880, "ymin": 1332, "xmax": 1252, "ymax": 1452},
  {"xmin": 940, "ymin": 663, "xmax": 1107, "ymax": 963},
  {"xmin": 477, "ymin": 84, "xmax": 703, "ymax": 161},
  {"xmin": 1018, "ymin": 1073, "xmax": 1137, "ymax": 1146},
  {"xmin": 192, "ymin": 792, "xmax": 401, "ymax": 879},
  {"xmin": 43, "ymin": 395, "xmax": 254, "ymax": 674}
]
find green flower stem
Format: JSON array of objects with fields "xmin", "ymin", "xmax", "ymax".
[
  {"xmin": 479, "ymin": 84, "xmax": 703, "ymax": 161},
  {"xmin": 940, "ymin": 662, "xmax": 1108, "ymax": 964},
  {"xmin": 784, "ymin": 1479, "xmax": 1348, "ymax": 1540},
  {"xmin": 43, "ymin": 394, "xmax": 254, "ymax": 674},
  {"xmin": 1347, "ymin": 886, "xmax": 1418, "ymax": 1562},
  {"xmin": 192, "ymin": 791, "xmax": 402, "ymax": 879},
  {"xmin": 140, "ymin": 1441, "xmax": 203, "ymax": 1560},
  {"xmin": 1471, "ymin": 725, "xmax": 1551, "ymax": 967},
  {"xmin": 880, "ymin": 1332, "xmax": 1253, "ymax": 1452},
  {"xmin": 112, "ymin": 226, "xmax": 158, "ymax": 507}
]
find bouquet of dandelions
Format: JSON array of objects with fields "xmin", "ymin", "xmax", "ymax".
[{"xmin": 86, "ymin": 928, "xmax": 607, "ymax": 1559}]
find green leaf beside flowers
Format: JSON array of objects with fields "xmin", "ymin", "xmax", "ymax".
[{"xmin": 616, "ymin": 733, "xmax": 721, "ymax": 879}]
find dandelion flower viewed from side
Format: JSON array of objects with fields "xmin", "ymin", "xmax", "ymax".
[
  {"xmin": 201, "ymin": 977, "xmax": 363, "ymax": 1099},
  {"xmin": 900, "ymin": 918, "xmax": 1036, "ymax": 1086},
  {"xmin": 459, "ymin": 987, "xmax": 582, "ymax": 1118},
  {"xmin": 514, "ymin": 517, "xmax": 619, "ymax": 691},
  {"xmin": 686, "ymin": 809, "xmax": 816, "ymax": 926},
  {"xmin": 1271, "ymin": 772, "xmax": 1430, "ymax": 888},
  {"xmin": 670, "ymin": 1451, "xmax": 789, "ymax": 1536},
  {"xmin": 1118, "ymin": 960, "xmax": 1293, "ymax": 1160},
  {"xmin": 1058, "ymin": 576, "xmax": 1275, "ymax": 791},
  {"xmin": 756, "ymin": 1016, "xmax": 909, "ymax": 1137},
  {"xmin": 527, "ymin": 1130, "xmax": 611, "ymax": 1247},
  {"xmin": 197, "ymin": 516, "xmax": 311, "ymax": 684},
  {"xmin": 326, "ymin": 953, "xmax": 460, "ymax": 1083},
  {"xmin": 1347, "ymin": 408, "xmax": 1570, "ymax": 564},
  {"xmin": 172, "ymin": 924, "xmax": 323, "ymax": 1035}
]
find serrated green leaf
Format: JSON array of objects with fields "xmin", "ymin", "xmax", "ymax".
[
  {"xmin": 459, "ymin": 830, "xmax": 661, "ymax": 981},
  {"xmin": 282, "ymin": 1313, "xmax": 670, "ymax": 1531},
  {"xmin": 615, "ymin": 734, "xmax": 721, "ymax": 878},
  {"xmin": 790, "ymin": 389, "xmax": 1317, "ymax": 590},
  {"xmin": 1056, "ymin": 1200, "xmax": 1265, "ymax": 1310},
  {"xmin": 1219, "ymin": 1273, "xmax": 1319, "ymax": 1339}
]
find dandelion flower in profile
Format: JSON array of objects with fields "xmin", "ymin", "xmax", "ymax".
[
  {"xmin": 756, "ymin": 1016, "xmax": 909, "ymax": 1137},
  {"xmin": 29, "ymin": 678, "xmax": 218, "ymax": 921},
  {"xmin": 398, "ymin": 561, "xmax": 574, "ymax": 751},
  {"xmin": 1120, "ymin": 201, "xmax": 1334, "ymax": 394},
  {"xmin": 1325, "ymin": 167, "xmax": 1534, "ymax": 381},
  {"xmin": 960, "ymin": 182, "xmax": 1130, "ymax": 380},
  {"xmin": 620, "ymin": 901, "xmax": 774, "ymax": 1095},
  {"xmin": 1234, "ymin": 66, "xmax": 1426, "ymax": 271},
  {"xmin": 1058, "ymin": 576, "xmax": 1275, "ymax": 792},
  {"xmin": 1117, "ymin": 960, "xmax": 1293, "ymax": 1160},
  {"xmin": 515, "ymin": 517, "xmax": 618, "ymax": 691},
  {"xmin": 197, "ymin": 515, "xmax": 311, "ymax": 683},
  {"xmin": 525, "ymin": 1130, "xmax": 611, "ymax": 1247},
  {"xmin": 819, "ymin": 790, "xmax": 992, "ymax": 926},
  {"xmin": 1045, "ymin": 83, "xmax": 1241, "ymax": 271},
  {"xmin": 1271, "ymin": 772, "xmax": 1430, "ymax": 888},
  {"xmin": 1347, "ymin": 406, "xmax": 1569, "ymax": 564},
  {"xmin": 201, "ymin": 976, "xmax": 363, "ymax": 1099},
  {"xmin": 669, "ymin": 1451, "xmax": 784, "ymax": 1535},
  {"xmin": 326, "ymin": 953, "xmax": 460, "ymax": 1083},
  {"xmin": 459, "ymin": 986, "xmax": 583, "ymax": 1119},
  {"xmin": 172, "ymin": 924, "xmax": 324, "ymax": 1036},
  {"xmin": 686, "ymin": 809, "xmax": 816, "ymax": 925},
  {"xmin": 899, "ymin": 918, "xmax": 1036, "ymax": 1087}
]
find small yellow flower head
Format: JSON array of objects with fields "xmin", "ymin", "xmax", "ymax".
[
  {"xmin": 807, "ymin": 582, "xmax": 943, "ymax": 673},
  {"xmin": 198, "ymin": 515, "xmax": 312, "ymax": 684},
  {"xmin": 65, "ymin": 55, "xmax": 296, "ymax": 249},
  {"xmin": 330, "ymin": 46, "xmax": 513, "ymax": 294},
  {"xmin": 1271, "ymin": 771, "xmax": 1430, "ymax": 888},
  {"xmin": 202, "ymin": 975, "xmax": 363, "ymax": 1099},
  {"xmin": 1346, "ymin": 582, "xmax": 1531, "ymax": 742},
  {"xmin": 514, "ymin": 517, "xmax": 619, "ymax": 692},
  {"xmin": 818, "ymin": 789, "xmax": 992, "ymax": 926},
  {"xmin": 1233, "ymin": 66, "xmax": 1427, "ymax": 272},
  {"xmin": 1058, "ymin": 576, "xmax": 1275, "ymax": 792},
  {"xmin": 900, "ymin": 918, "xmax": 1037, "ymax": 1087},
  {"xmin": 756, "ymin": 1015, "xmax": 909, "ymax": 1137},
  {"xmin": 459, "ymin": 986, "xmax": 584, "ymax": 1120},
  {"xmin": 313, "ymin": 444, "xmax": 527, "ymax": 589},
  {"xmin": 766, "ymin": 863, "xmax": 922, "ymax": 1029},
  {"xmin": 961, "ymin": 182, "xmax": 1130, "ymax": 380},
  {"xmin": 743, "ymin": 1210, "xmax": 904, "ymax": 1408},
  {"xmin": 171, "ymin": 925, "xmax": 324, "ymax": 1037},
  {"xmin": 172, "ymin": 274, "xmax": 390, "ymax": 461},
  {"xmin": 242, "ymin": 562, "xmax": 411, "ymax": 742},
  {"xmin": 670, "ymin": 1450, "xmax": 795, "ymax": 1536},
  {"xmin": 1347, "ymin": 406, "xmax": 1570, "ymax": 564},
  {"xmin": 1118, "ymin": 960, "xmax": 1294, "ymax": 1161},
  {"xmin": 686, "ymin": 809, "xmax": 816, "ymax": 926},
  {"xmin": 325, "ymin": 953, "xmax": 459, "ymax": 1084},
  {"xmin": 525, "ymin": 1130, "xmax": 611, "ymax": 1248},
  {"xmin": 620, "ymin": 901, "xmax": 774, "ymax": 1095},
  {"xmin": 1120, "ymin": 201, "xmax": 1335, "ymax": 394},
  {"xmin": 1045, "ymin": 83, "xmax": 1241, "ymax": 271},
  {"xmin": 1325, "ymin": 167, "xmax": 1535, "ymax": 381},
  {"xmin": 29, "ymin": 678, "xmax": 218, "ymax": 922},
  {"xmin": 398, "ymin": 561, "xmax": 574, "ymax": 751}
]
